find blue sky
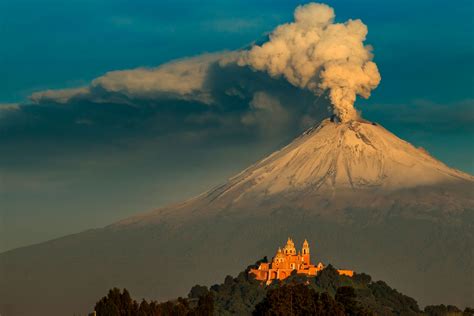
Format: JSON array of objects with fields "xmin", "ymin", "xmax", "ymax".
[{"xmin": 1, "ymin": 0, "xmax": 473, "ymax": 252}]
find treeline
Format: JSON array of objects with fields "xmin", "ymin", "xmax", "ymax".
[
  {"xmin": 93, "ymin": 285, "xmax": 369, "ymax": 316},
  {"xmin": 424, "ymin": 305, "xmax": 474, "ymax": 316},
  {"xmin": 92, "ymin": 260, "xmax": 474, "ymax": 316},
  {"xmin": 254, "ymin": 284, "xmax": 372, "ymax": 315},
  {"xmin": 94, "ymin": 288, "xmax": 213, "ymax": 316}
]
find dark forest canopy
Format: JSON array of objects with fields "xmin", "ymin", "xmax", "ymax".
[{"xmin": 93, "ymin": 261, "xmax": 474, "ymax": 316}]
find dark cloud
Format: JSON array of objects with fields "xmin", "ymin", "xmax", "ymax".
[{"xmin": 1, "ymin": 53, "xmax": 332, "ymax": 150}]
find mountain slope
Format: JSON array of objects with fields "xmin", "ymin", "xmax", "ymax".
[
  {"xmin": 215, "ymin": 119, "xmax": 470, "ymax": 193},
  {"xmin": 118, "ymin": 119, "xmax": 472, "ymax": 225},
  {"xmin": 1, "ymin": 120, "xmax": 473, "ymax": 316}
]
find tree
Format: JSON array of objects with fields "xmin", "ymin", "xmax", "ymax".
[
  {"xmin": 352, "ymin": 273, "xmax": 371, "ymax": 285},
  {"xmin": 424, "ymin": 304, "xmax": 469, "ymax": 316},
  {"xmin": 190, "ymin": 292, "xmax": 214, "ymax": 316},
  {"xmin": 94, "ymin": 288, "xmax": 139, "ymax": 316},
  {"xmin": 318, "ymin": 292, "xmax": 345, "ymax": 316},
  {"xmin": 188, "ymin": 285, "xmax": 209, "ymax": 299},
  {"xmin": 336, "ymin": 286, "xmax": 358, "ymax": 314},
  {"xmin": 137, "ymin": 299, "xmax": 150, "ymax": 316},
  {"xmin": 335, "ymin": 286, "xmax": 372, "ymax": 316},
  {"xmin": 253, "ymin": 284, "xmax": 345, "ymax": 316}
]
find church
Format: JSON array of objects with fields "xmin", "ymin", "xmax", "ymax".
[{"xmin": 249, "ymin": 238, "xmax": 354, "ymax": 284}]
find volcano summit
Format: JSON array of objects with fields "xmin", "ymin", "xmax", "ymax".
[
  {"xmin": 194, "ymin": 118, "xmax": 470, "ymax": 196},
  {"xmin": 1, "ymin": 119, "xmax": 473, "ymax": 316}
]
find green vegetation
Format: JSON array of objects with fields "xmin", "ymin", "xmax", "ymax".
[
  {"xmin": 424, "ymin": 305, "xmax": 474, "ymax": 316},
  {"xmin": 94, "ymin": 288, "xmax": 213, "ymax": 316},
  {"xmin": 208, "ymin": 263, "xmax": 420, "ymax": 316},
  {"xmin": 92, "ymin": 260, "xmax": 473, "ymax": 316},
  {"xmin": 253, "ymin": 283, "xmax": 344, "ymax": 315},
  {"xmin": 252, "ymin": 284, "xmax": 374, "ymax": 316}
]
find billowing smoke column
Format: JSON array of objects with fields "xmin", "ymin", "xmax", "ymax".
[{"xmin": 238, "ymin": 3, "xmax": 381, "ymax": 122}]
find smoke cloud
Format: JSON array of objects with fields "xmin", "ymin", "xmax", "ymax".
[
  {"xmin": 29, "ymin": 54, "xmax": 224, "ymax": 105},
  {"xmin": 238, "ymin": 3, "xmax": 381, "ymax": 122},
  {"xmin": 27, "ymin": 3, "xmax": 379, "ymax": 124}
]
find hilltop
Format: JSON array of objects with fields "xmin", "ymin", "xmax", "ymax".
[{"xmin": 93, "ymin": 259, "xmax": 474, "ymax": 316}]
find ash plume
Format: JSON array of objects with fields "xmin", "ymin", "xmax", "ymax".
[
  {"xmin": 238, "ymin": 3, "xmax": 381, "ymax": 122},
  {"xmin": 27, "ymin": 3, "xmax": 380, "ymax": 125}
]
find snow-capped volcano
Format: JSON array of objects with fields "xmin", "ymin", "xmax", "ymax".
[
  {"xmin": 215, "ymin": 119, "xmax": 471, "ymax": 197},
  {"xmin": 117, "ymin": 118, "xmax": 472, "ymax": 227},
  {"xmin": 1, "ymin": 119, "xmax": 473, "ymax": 316}
]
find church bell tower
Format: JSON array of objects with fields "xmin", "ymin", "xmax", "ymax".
[{"xmin": 302, "ymin": 239, "xmax": 310, "ymax": 264}]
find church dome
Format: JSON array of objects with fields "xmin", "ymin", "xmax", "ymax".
[{"xmin": 283, "ymin": 237, "xmax": 296, "ymax": 255}]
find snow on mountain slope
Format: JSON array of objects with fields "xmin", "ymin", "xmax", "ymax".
[
  {"xmin": 217, "ymin": 119, "xmax": 471, "ymax": 198},
  {"xmin": 115, "ymin": 118, "xmax": 473, "ymax": 226}
]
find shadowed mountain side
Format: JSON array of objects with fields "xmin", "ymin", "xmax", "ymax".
[
  {"xmin": 0, "ymin": 184, "xmax": 473, "ymax": 316},
  {"xmin": 116, "ymin": 182, "xmax": 474, "ymax": 227}
]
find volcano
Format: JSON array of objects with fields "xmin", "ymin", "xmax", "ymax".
[{"xmin": 1, "ymin": 119, "xmax": 473, "ymax": 316}]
